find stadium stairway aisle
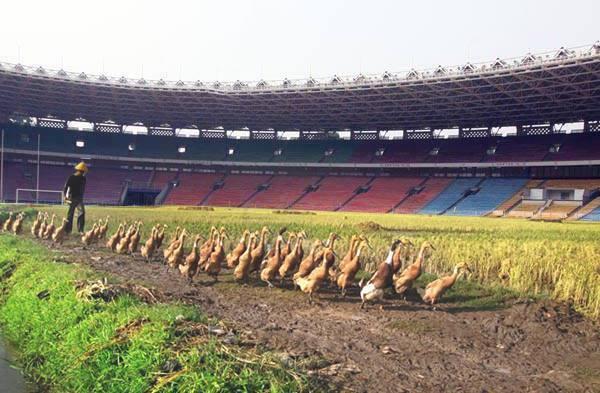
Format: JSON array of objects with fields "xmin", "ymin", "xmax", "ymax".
[
  {"xmin": 164, "ymin": 173, "xmax": 222, "ymax": 205},
  {"xmin": 340, "ymin": 177, "xmax": 424, "ymax": 213},
  {"xmin": 419, "ymin": 178, "xmax": 482, "ymax": 215},
  {"xmin": 578, "ymin": 197, "xmax": 600, "ymax": 221},
  {"xmin": 445, "ymin": 178, "xmax": 529, "ymax": 216},
  {"xmin": 292, "ymin": 176, "xmax": 370, "ymax": 211},
  {"xmin": 203, "ymin": 174, "xmax": 271, "ymax": 207},
  {"xmin": 393, "ymin": 178, "xmax": 453, "ymax": 214},
  {"xmin": 243, "ymin": 175, "xmax": 319, "ymax": 209}
]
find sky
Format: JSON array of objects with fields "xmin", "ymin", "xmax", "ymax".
[{"xmin": 0, "ymin": 0, "xmax": 598, "ymax": 83}]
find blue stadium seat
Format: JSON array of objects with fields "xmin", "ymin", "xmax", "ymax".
[
  {"xmin": 446, "ymin": 178, "xmax": 528, "ymax": 216},
  {"xmin": 419, "ymin": 178, "xmax": 481, "ymax": 215},
  {"xmin": 581, "ymin": 207, "xmax": 600, "ymax": 221}
]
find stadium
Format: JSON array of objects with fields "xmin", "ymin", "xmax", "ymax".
[
  {"xmin": 0, "ymin": 3, "xmax": 599, "ymax": 391},
  {"xmin": 2, "ymin": 43, "xmax": 600, "ymax": 221}
]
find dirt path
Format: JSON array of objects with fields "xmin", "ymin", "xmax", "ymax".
[{"xmin": 44, "ymin": 240, "xmax": 599, "ymax": 393}]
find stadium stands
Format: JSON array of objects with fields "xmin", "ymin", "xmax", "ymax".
[
  {"xmin": 507, "ymin": 201, "xmax": 545, "ymax": 218},
  {"xmin": 573, "ymin": 197, "xmax": 600, "ymax": 221},
  {"xmin": 549, "ymin": 132, "xmax": 600, "ymax": 161},
  {"xmin": 420, "ymin": 178, "xmax": 482, "ymax": 215},
  {"xmin": 394, "ymin": 178, "xmax": 453, "ymax": 214},
  {"xmin": 446, "ymin": 178, "xmax": 529, "ymax": 216},
  {"xmin": 490, "ymin": 180, "xmax": 545, "ymax": 216},
  {"xmin": 542, "ymin": 179, "xmax": 600, "ymax": 189},
  {"xmin": 535, "ymin": 201, "xmax": 579, "ymax": 220},
  {"xmin": 580, "ymin": 198, "xmax": 600, "ymax": 221},
  {"xmin": 164, "ymin": 172, "xmax": 222, "ymax": 205},
  {"xmin": 84, "ymin": 167, "xmax": 133, "ymax": 204},
  {"xmin": 272, "ymin": 143, "xmax": 325, "ymax": 163},
  {"xmin": 203, "ymin": 174, "xmax": 271, "ymax": 207},
  {"xmin": 5, "ymin": 125, "xmax": 600, "ymax": 165},
  {"xmin": 244, "ymin": 175, "xmax": 319, "ymax": 209},
  {"xmin": 427, "ymin": 138, "xmax": 487, "ymax": 163},
  {"xmin": 484, "ymin": 135, "xmax": 560, "ymax": 163},
  {"xmin": 292, "ymin": 176, "xmax": 370, "ymax": 211},
  {"xmin": 148, "ymin": 170, "xmax": 175, "ymax": 189},
  {"xmin": 1, "ymin": 161, "xmax": 36, "ymax": 202},
  {"xmin": 341, "ymin": 177, "xmax": 424, "ymax": 213}
]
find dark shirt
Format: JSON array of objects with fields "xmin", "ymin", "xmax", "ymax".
[{"xmin": 64, "ymin": 174, "xmax": 86, "ymax": 200}]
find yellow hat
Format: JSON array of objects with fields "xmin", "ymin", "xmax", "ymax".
[{"xmin": 74, "ymin": 162, "xmax": 88, "ymax": 172}]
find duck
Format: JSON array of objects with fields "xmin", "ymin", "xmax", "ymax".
[
  {"xmin": 226, "ymin": 230, "xmax": 250, "ymax": 268},
  {"xmin": 337, "ymin": 240, "xmax": 371, "ymax": 296},
  {"xmin": 98, "ymin": 216, "xmax": 110, "ymax": 239},
  {"xmin": 338, "ymin": 235, "xmax": 359, "ymax": 273},
  {"xmin": 155, "ymin": 225, "xmax": 167, "ymax": 249},
  {"xmin": 31, "ymin": 212, "xmax": 43, "ymax": 236},
  {"xmin": 420, "ymin": 263, "xmax": 470, "ymax": 307},
  {"xmin": 198, "ymin": 228, "xmax": 218, "ymax": 270},
  {"xmin": 11, "ymin": 213, "xmax": 25, "ymax": 235},
  {"xmin": 359, "ymin": 239, "xmax": 402, "ymax": 309},
  {"xmin": 205, "ymin": 229, "xmax": 228, "ymax": 281},
  {"xmin": 42, "ymin": 214, "xmax": 57, "ymax": 240},
  {"xmin": 260, "ymin": 234, "xmax": 284, "ymax": 287},
  {"xmin": 234, "ymin": 233, "xmax": 257, "ymax": 283},
  {"xmin": 166, "ymin": 231, "xmax": 187, "ymax": 272},
  {"xmin": 391, "ymin": 238, "xmax": 412, "ymax": 274},
  {"xmin": 279, "ymin": 232, "xmax": 297, "ymax": 261},
  {"xmin": 52, "ymin": 218, "xmax": 69, "ymax": 245},
  {"xmin": 128, "ymin": 222, "xmax": 143, "ymax": 254},
  {"xmin": 81, "ymin": 223, "xmax": 98, "ymax": 247},
  {"xmin": 294, "ymin": 252, "xmax": 335, "ymax": 304},
  {"xmin": 2, "ymin": 212, "xmax": 14, "ymax": 232},
  {"xmin": 140, "ymin": 226, "xmax": 158, "ymax": 261},
  {"xmin": 278, "ymin": 231, "xmax": 306, "ymax": 283},
  {"xmin": 37, "ymin": 213, "xmax": 49, "ymax": 238},
  {"xmin": 293, "ymin": 239, "xmax": 323, "ymax": 281},
  {"xmin": 106, "ymin": 223, "xmax": 124, "ymax": 251},
  {"xmin": 115, "ymin": 225, "xmax": 135, "ymax": 254},
  {"xmin": 164, "ymin": 226, "xmax": 184, "ymax": 260},
  {"xmin": 179, "ymin": 234, "xmax": 203, "ymax": 283},
  {"xmin": 393, "ymin": 241, "xmax": 434, "ymax": 299},
  {"xmin": 249, "ymin": 227, "xmax": 270, "ymax": 274}
]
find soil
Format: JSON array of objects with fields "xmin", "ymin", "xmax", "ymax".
[{"xmin": 39, "ymin": 239, "xmax": 600, "ymax": 393}]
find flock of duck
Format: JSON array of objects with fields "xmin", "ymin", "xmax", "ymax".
[{"xmin": 3, "ymin": 211, "xmax": 471, "ymax": 309}]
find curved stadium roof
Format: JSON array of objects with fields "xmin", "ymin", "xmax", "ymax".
[{"xmin": 0, "ymin": 44, "xmax": 599, "ymax": 130}]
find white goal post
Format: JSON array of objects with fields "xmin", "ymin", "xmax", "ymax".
[{"xmin": 15, "ymin": 189, "xmax": 65, "ymax": 205}]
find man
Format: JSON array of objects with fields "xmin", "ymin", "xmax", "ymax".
[{"xmin": 63, "ymin": 162, "xmax": 88, "ymax": 234}]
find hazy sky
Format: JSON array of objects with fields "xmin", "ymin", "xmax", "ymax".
[{"xmin": 0, "ymin": 0, "xmax": 598, "ymax": 82}]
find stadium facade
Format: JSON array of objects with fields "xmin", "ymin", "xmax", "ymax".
[{"xmin": 1, "ymin": 44, "xmax": 600, "ymax": 220}]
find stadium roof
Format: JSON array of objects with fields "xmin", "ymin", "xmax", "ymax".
[{"xmin": 0, "ymin": 44, "xmax": 599, "ymax": 130}]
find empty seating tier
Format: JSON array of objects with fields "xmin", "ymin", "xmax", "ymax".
[
  {"xmin": 292, "ymin": 176, "xmax": 369, "ymax": 211},
  {"xmin": 203, "ymin": 174, "xmax": 271, "ymax": 207},
  {"xmin": 165, "ymin": 173, "xmax": 221, "ymax": 205},
  {"xmin": 394, "ymin": 178, "xmax": 453, "ymax": 214},
  {"xmin": 446, "ymin": 178, "xmax": 528, "ymax": 216},
  {"xmin": 341, "ymin": 177, "xmax": 424, "ymax": 213},
  {"xmin": 244, "ymin": 176, "xmax": 319, "ymax": 209},
  {"xmin": 419, "ymin": 178, "xmax": 482, "ymax": 215}
]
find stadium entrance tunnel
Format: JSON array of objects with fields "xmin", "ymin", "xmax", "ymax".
[{"xmin": 123, "ymin": 188, "xmax": 160, "ymax": 206}]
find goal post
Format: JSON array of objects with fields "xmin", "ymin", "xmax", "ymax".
[{"xmin": 15, "ymin": 189, "xmax": 65, "ymax": 205}]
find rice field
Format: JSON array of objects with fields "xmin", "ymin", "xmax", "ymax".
[{"xmin": 35, "ymin": 205, "xmax": 600, "ymax": 319}]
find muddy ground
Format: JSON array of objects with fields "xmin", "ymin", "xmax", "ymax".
[{"xmin": 35, "ymin": 238, "xmax": 600, "ymax": 393}]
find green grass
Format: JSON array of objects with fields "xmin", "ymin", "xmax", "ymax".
[{"xmin": 0, "ymin": 235, "xmax": 317, "ymax": 392}]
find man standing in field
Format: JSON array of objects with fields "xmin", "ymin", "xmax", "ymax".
[{"xmin": 63, "ymin": 162, "xmax": 88, "ymax": 234}]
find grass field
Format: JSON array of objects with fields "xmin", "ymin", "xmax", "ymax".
[
  {"xmin": 30, "ymin": 204, "xmax": 600, "ymax": 319},
  {"xmin": 2, "ymin": 204, "xmax": 600, "ymax": 392},
  {"xmin": 0, "ymin": 235, "xmax": 320, "ymax": 392}
]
